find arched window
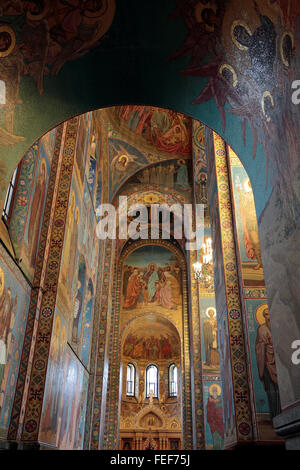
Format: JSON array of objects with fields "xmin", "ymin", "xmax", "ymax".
[
  {"xmin": 146, "ymin": 364, "xmax": 158, "ymax": 398},
  {"xmin": 2, "ymin": 163, "xmax": 21, "ymax": 225},
  {"xmin": 169, "ymin": 364, "xmax": 178, "ymax": 397},
  {"xmin": 126, "ymin": 363, "xmax": 135, "ymax": 396}
]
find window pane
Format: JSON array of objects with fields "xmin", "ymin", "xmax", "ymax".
[
  {"xmin": 169, "ymin": 364, "xmax": 178, "ymax": 397},
  {"xmin": 126, "ymin": 364, "xmax": 135, "ymax": 396},
  {"xmin": 146, "ymin": 365, "xmax": 158, "ymax": 397}
]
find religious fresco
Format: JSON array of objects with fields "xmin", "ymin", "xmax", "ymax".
[
  {"xmin": 107, "ymin": 106, "xmax": 192, "ymax": 157},
  {"xmin": 8, "ymin": 129, "xmax": 55, "ymax": 280},
  {"xmin": 217, "ymin": 309, "xmax": 236, "ymax": 448},
  {"xmin": 193, "ymin": 120, "xmax": 207, "ymax": 207},
  {"xmin": 56, "ymin": 113, "xmax": 99, "ymax": 369},
  {"xmin": 85, "ymin": 116, "xmax": 102, "ymax": 210},
  {"xmin": 203, "ymin": 381, "xmax": 224, "ymax": 450},
  {"xmin": 39, "ymin": 308, "xmax": 68, "ymax": 447},
  {"xmin": 200, "ymin": 300, "xmax": 219, "ymax": 375},
  {"xmin": 244, "ymin": 300, "xmax": 281, "ymax": 441},
  {"xmin": 169, "ymin": 1, "xmax": 300, "ymax": 410},
  {"xmin": 121, "ymin": 245, "xmax": 183, "ymax": 332},
  {"xmin": 229, "ymin": 150, "xmax": 264, "ymax": 286},
  {"xmin": 122, "ymin": 316, "xmax": 181, "ymax": 361},
  {"xmin": 0, "ymin": 1, "xmax": 116, "ymax": 146},
  {"xmin": 40, "ymin": 311, "xmax": 89, "ymax": 450},
  {"xmin": 228, "ymin": 148, "xmax": 281, "ymax": 440},
  {"xmin": 0, "ymin": 247, "xmax": 30, "ymax": 438},
  {"xmin": 105, "ymin": 107, "xmax": 193, "ymax": 201},
  {"xmin": 169, "ymin": 0, "xmax": 300, "ymax": 188}
]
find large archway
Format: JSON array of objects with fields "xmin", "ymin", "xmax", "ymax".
[{"xmin": 0, "ymin": 98, "xmax": 297, "ymax": 450}]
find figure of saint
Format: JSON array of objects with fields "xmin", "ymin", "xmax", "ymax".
[
  {"xmin": 123, "ymin": 269, "xmax": 143, "ymax": 309},
  {"xmin": 144, "ymin": 264, "xmax": 159, "ymax": 302},
  {"xmin": 255, "ymin": 307, "xmax": 281, "ymax": 418},
  {"xmin": 175, "ymin": 160, "xmax": 191, "ymax": 190},
  {"xmin": 123, "ymin": 266, "xmax": 133, "ymax": 298},
  {"xmin": 72, "ymin": 280, "xmax": 83, "ymax": 343},
  {"xmin": 206, "ymin": 385, "xmax": 224, "ymax": 450},
  {"xmin": 203, "ymin": 308, "xmax": 219, "ymax": 367},
  {"xmin": 155, "ymin": 279, "xmax": 176, "ymax": 310},
  {"xmin": 27, "ymin": 159, "xmax": 47, "ymax": 268}
]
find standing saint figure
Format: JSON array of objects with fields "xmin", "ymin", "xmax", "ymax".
[
  {"xmin": 255, "ymin": 306, "xmax": 281, "ymax": 418},
  {"xmin": 27, "ymin": 159, "xmax": 47, "ymax": 268},
  {"xmin": 203, "ymin": 308, "xmax": 219, "ymax": 367},
  {"xmin": 123, "ymin": 269, "xmax": 143, "ymax": 309},
  {"xmin": 237, "ymin": 178, "xmax": 262, "ymax": 269},
  {"xmin": 206, "ymin": 385, "xmax": 224, "ymax": 450},
  {"xmin": 144, "ymin": 264, "xmax": 159, "ymax": 303}
]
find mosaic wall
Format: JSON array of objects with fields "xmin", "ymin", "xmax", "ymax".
[
  {"xmin": 35, "ymin": 114, "xmax": 100, "ymax": 448},
  {"xmin": 0, "ymin": 0, "xmax": 300, "ymax": 415},
  {"xmin": 0, "ymin": 244, "xmax": 30, "ymax": 438},
  {"xmin": 228, "ymin": 149, "xmax": 281, "ymax": 441},
  {"xmin": 8, "ymin": 129, "xmax": 57, "ymax": 281}
]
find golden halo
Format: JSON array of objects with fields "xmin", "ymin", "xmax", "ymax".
[
  {"xmin": 195, "ymin": 2, "xmax": 216, "ymax": 32},
  {"xmin": 0, "ymin": 267, "xmax": 4, "ymax": 297},
  {"xmin": 177, "ymin": 159, "xmax": 185, "ymax": 165},
  {"xmin": 261, "ymin": 91, "xmax": 274, "ymax": 122},
  {"xmin": 231, "ymin": 20, "xmax": 252, "ymax": 51},
  {"xmin": 0, "ymin": 25, "xmax": 16, "ymax": 58},
  {"xmin": 75, "ymin": 206, "xmax": 80, "ymax": 224},
  {"xmin": 280, "ymin": 32, "xmax": 294, "ymax": 67},
  {"xmin": 209, "ymin": 383, "xmax": 221, "ymax": 396},
  {"xmin": 219, "ymin": 64, "xmax": 238, "ymax": 87},
  {"xmin": 26, "ymin": 1, "xmax": 50, "ymax": 21},
  {"xmin": 255, "ymin": 303, "xmax": 269, "ymax": 325},
  {"xmin": 206, "ymin": 307, "xmax": 216, "ymax": 318}
]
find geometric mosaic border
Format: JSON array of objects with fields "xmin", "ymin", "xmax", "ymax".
[{"xmin": 213, "ymin": 132, "xmax": 253, "ymax": 441}]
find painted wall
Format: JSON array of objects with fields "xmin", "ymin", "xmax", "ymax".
[
  {"xmin": 228, "ymin": 149, "xmax": 281, "ymax": 441},
  {"xmin": 8, "ymin": 129, "xmax": 56, "ymax": 281},
  {"xmin": 206, "ymin": 126, "xmax": 237, "ymax": 448},
  {"xmin": 39, "ymin": 115, "xmax": 100, "ymax": 448},
  {"xmin": 1, "ymin": 1, "xmax": 300, "ymax": 411},
  {"xmin": 0, "ymin": 244, "xmax": 30, "ymax": 439}
]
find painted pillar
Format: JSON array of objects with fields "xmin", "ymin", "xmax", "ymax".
[
  {"xmin": 210, "ymin": 131, "xmax": 254, "ymax": 444},
  {"xmin": 19, "ymin": 118, "xmax": 79, "ymax": 443},
  {"xmin": 7, "ymin": 125, "xmax": 65, "ymax": 441},
  {"xmin": 192, "ymin": 120, "xmax": 223, "ymax": 450}
]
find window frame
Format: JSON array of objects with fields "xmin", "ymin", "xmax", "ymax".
[
  {"xmin": 126, "ymin": 362, "xmax": 136, "ymax": 397},
  {"xmin": 145, "ymin": 363, "xmax": 159, "ymax": 398}
]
